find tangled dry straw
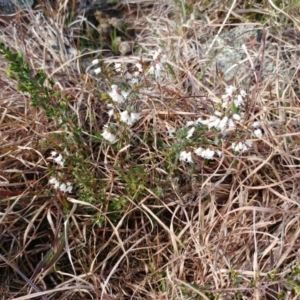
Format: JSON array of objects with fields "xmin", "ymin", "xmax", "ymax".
[{"xmin": 0, "ymin": 0, "xmax": 300, "ymax": 299}]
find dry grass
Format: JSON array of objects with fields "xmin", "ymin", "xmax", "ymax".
[{"xmin": 0, "ymin": 0, "xmax": 300, "ymax": 299}]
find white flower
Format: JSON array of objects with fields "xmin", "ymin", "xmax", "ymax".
[
  {"xmin": 60, "ymin": 182, "xmax": 73, "ymax": 193},
  {"xmin": 149, "ymin": 49, "xmax": 166, "ymax": 78},
  {"xmin": 186, "ymin": 126, "xmax": 195, "ymax": 139},
  {"xmin": 252, "ymin": 121, "xmax": 261, "ymax": 128},
  {"xmin": 92, "ymin": 59, "xmax": 100, "ymax": 65},
  {"xmin": 125, "ymin": 72, "xmax": 133, "ymax": 79},
  {"xmin": 227, "ymin": 118, "xmax": 236, "ymax": 129},
  {"xmin": 214, "ymin": 111, "xmax": 223, "ymax": 117},
  {"xmin": 194, "ymin": 147, "xmax": 203, "ymax": 156},
  {"xmin": 234, "ymin": 94, "xmax": 244, "ymax": 107},
  {"xmin": 130, "ymin": 77, "xmax": 139, "ymax": 85},
  {"xmin": 135, "ymin": 62, "xmax": 143, "ymax": 73},
  {"xmin": 167, "ymin": 128, "xmax": 176, "ymax": 137},
  {"xmin": 108, "ymin": 109, "xmax": 114, "ymax": 117},
  {"xmin": 194, "ymin": 147, "xmax": 214, "ymax": 160},
  {"xmin": 149, "ymin": 63, "xmax": 163, "ymax": 78},
  {"xmin": 49, "ymin": 177, "xmax": 60, "ymax": 189},
  {"xmin": 120, "ymin": 110, "xmax": 140, "ymax": 126},
  {"xmin": 179, "ymin": 151, "xmax": 193, "ymax": 163},
  {"xmin": 207, "ymin": 115, "xmax": 221, "ymax": 129},
  {"xmin": 153, "ymin": 49, "xmax": 164, "ymax": 60},
  {"xmin": 218, "ymin": 116, "xmax": 229, "ymax": 132},
  {"xmin": 224, "ymin": 85, "xmax": 236, "ymax": 97},
  {"xmin": 232, "ymin": 114, "xmax": 241, "ymax": 121},
  {"xmin": 108, "ymin": 85, "xmax": 129, "ymax": 104},
  {"xmin": 201, "ymin": 148, "xmax": 215, "ymax": 160},
  {"xmin": 186, "ymin": 121, "xmax": 195, "ymax": 127},
  {"xmin": 253, "ymin": 128, "xmax": 263, "ymax": 138},
  {"xmin": 231, "ymin": 140, "xmax": 253, "ymax": 152},
  {"xmin": 50, "ymin": 151, "xmax": 65, "ymax": 167},
  {"xmin": 49, "ymin": 177, "xmax": 73, "ymax": 193},
  {"xmin": 240, "ymin": 90, "xmax": 247, "ymax": 97},
  {"xmin": 94, "ymin": 67, "xmax": 101, "ymax": 75},
  {"xmin": 102, "ymin": 125, "xmax": 118, "ymax": 143},
  {"xmin": 115, "ymin": 63, "xmax": 122, "ymax": 72},
  {"xmin": 216, "ymin": 150, "xmax": 222, "ymax": 157}
]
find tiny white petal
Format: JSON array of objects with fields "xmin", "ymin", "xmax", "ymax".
[
  {"xmin": 120, "ymin": 110, "xmax": 140, "ymax": 126},
  {"xmin": 65, "ymin": 182, "xmax": 73, "ymax": 193},
  {"xmin": 245, "ymin": 140, "xmax": 253, "ymax": 147},
  {"xmin": 94, "ymin": 67, "xmax": 101, "ymax": 75},
  {"xmin": 194, "ymin": 147, "xmax": 203, "ymax": 156},
  {"xmin": 53, "ymin": 154, "xmax": 64, "ymax": 167},
  {"xmin": 92, "ymin": 59, "xmax": 99, "ymax": 65},
  {"xmin": 234, "ymin": 95, "xmax": 244, "ymax": 107},
  {"xmin": 225, "ymin": 85, "xmax": 236, "ymax": 97},
  {"xmin": 214, "ymin": 111, "xmax": 222, "ymax": 117},
  {"xmin": 216, "ymin": 150, "xmax": 222, "ymax": 157},
  {"xmin": 201, "ymin": 148, "xmax": 215, "ymax": 160},
  {"xmin": 186, "ymin": 127, "xmax": 195, "ymax": 139},
  {"xmin": 108, "ymin": 85, "xmax": 128, "ymax": 104},
  {"xmin": 252, "ymin": 121, "xmax": 261, "ymax": 128},
  {"xmin": 59, "ymin": 183, "xmax": 67, "ymax": 192},
  {"xmin": 108, "ymin": 109, "xmax": 114, "ymax": 117},
  {"xmin": 186, "ymin": 121, "xmax": 195, "ymax": 127},
  {"xmin": 254, "ymin": 128, "xmax": 263, "ymax": 138},
  {"xmin": 218, "ymin": 116, "xmax": 228, "ymax": 131},
  {"xmin": 130, "ymin": 77, "xmax": 139, "ymax": 85},
  {"xmin": 197, "ymin": 118, "xmax": 209, "ymax": 125},
  {"xmin": 179, "ymin": 151, "xmax": 193, "ymax": 163},
  {"xmin": 148, "ymin": 65, "xmax": 155, "ymax": 75},
  {"xmin": 153, "ymin": 49, "xmax": 162, "ymax": 60},
  {"xmin": 102, "ymin": 125, "xmax": 118, "ymax": 143},
  {"xmin": 167, "ymin": 129, "xmax": 176, "ymax": 137},
  {"xmin": 232, "ymin": 114, "xmax": 241, "ymax": 121},
  {"xmin": 227, "ymin": 118, "xmax": 236, "ymax": 129},
  {"xmin": 136, "ymin": 63, "xmax": 143, "ymax": 72},
  {"xmin": 49, "ymin": 177, "xmax": 58, "ymax": 185},
  {"xmin": 208, "ymin": 116, "xmax": 221, "ymax": 129},
  {"xmin": 125, "ymin": 72, "xmax": 133, "ymax": 79},
  {"xmin": 240, "ymin": 90, "xmax": 247, "ymax": 97}
]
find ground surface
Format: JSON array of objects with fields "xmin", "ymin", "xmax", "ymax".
[{"xmin": 0, "ymin": 0, "xmax": 300, "ymax": 299}]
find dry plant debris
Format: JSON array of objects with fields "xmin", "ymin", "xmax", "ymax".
[{"xmin": 0, "ymin": 0, "xmax": 300, "ymax": 299}]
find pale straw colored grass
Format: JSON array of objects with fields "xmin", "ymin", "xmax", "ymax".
[{"xmin": 0, "ymin": 0, "xmax": 300, "ymax": 299}]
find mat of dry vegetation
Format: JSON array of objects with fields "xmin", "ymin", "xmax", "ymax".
[{"xmin": 0, "ymin": 0, "xmax": 300, "ymax": 299}]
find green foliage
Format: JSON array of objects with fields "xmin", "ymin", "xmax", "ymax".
[{"xmin": 0, "ymin": 43, "xmax": 67, "ymax": 118}]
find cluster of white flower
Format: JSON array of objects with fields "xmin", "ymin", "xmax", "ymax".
[
  {"xmin": 120, "ymin": 110, "xmax": 140, "ymax": 126},
  {"xmin": 179, "ymin": 146, "xmax": 217, "ymax": 163},
  {"xmin": 148, "ymin": 49, "xmax": 167, "ymax": 78},
  {"xmin": 101, "ymin": 83, "xmax": 140, "ymax": 143},
  {"xmin": 176, "ymin": 84, "xmax": 265, "ymax": 162},
  {"xmin": 231, "ymin": 140, "xmax": 253, "ymax": 152},
  {"xmin": 252, "ymin": 121, "xmax": 263, "ymax": 138},
  {"xmin": 194, "ymin": 147, "xmax": 216, "ymax": 160},
  {"xmin": 112, "ymin": 62, "xmax": 143, "ymax": 85},
  {"xmin": 124, "ymin": 63, "xmax": 143, "ymax": 85},
  {"xmin": 49, "ymin": 177, "xmax": 73, "ymax": 193},
  {"xmin": 198, "ymin": 112, "xmax": 239, "ymax": 132},
  {"xmin": 221, "ymin": 85, "xmax": 247, "ymax": 108},
  {"xmin": 101, "ymin": 124, "xmax": 118, "ymax": 143},
  {"xmin": 108, "ymin": 84, "xmax": 129, "ymax": 104},
  {"xmin": 100, "ymin": 59, "xmax": 148, "ymax": 143},
  {"xmin": 91, "ymin": 59, "xmax": 102, "ymax": 75},
  {"xmin": 48, "ymin": 151, "xmax": 73, "ymax": 193},
  {"xmin": 50, "ymin": 151, "xmax": 65, "ymax": 167}
]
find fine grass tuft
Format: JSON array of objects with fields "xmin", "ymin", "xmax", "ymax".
[{"xmin": 0, "ymin": 0, "xmax": 300, "ymax": 299}]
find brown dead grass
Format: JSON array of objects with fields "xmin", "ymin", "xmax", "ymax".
[{"xmin": 0, "ymin": 0, "xmax": 300, "ymax": 299}]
